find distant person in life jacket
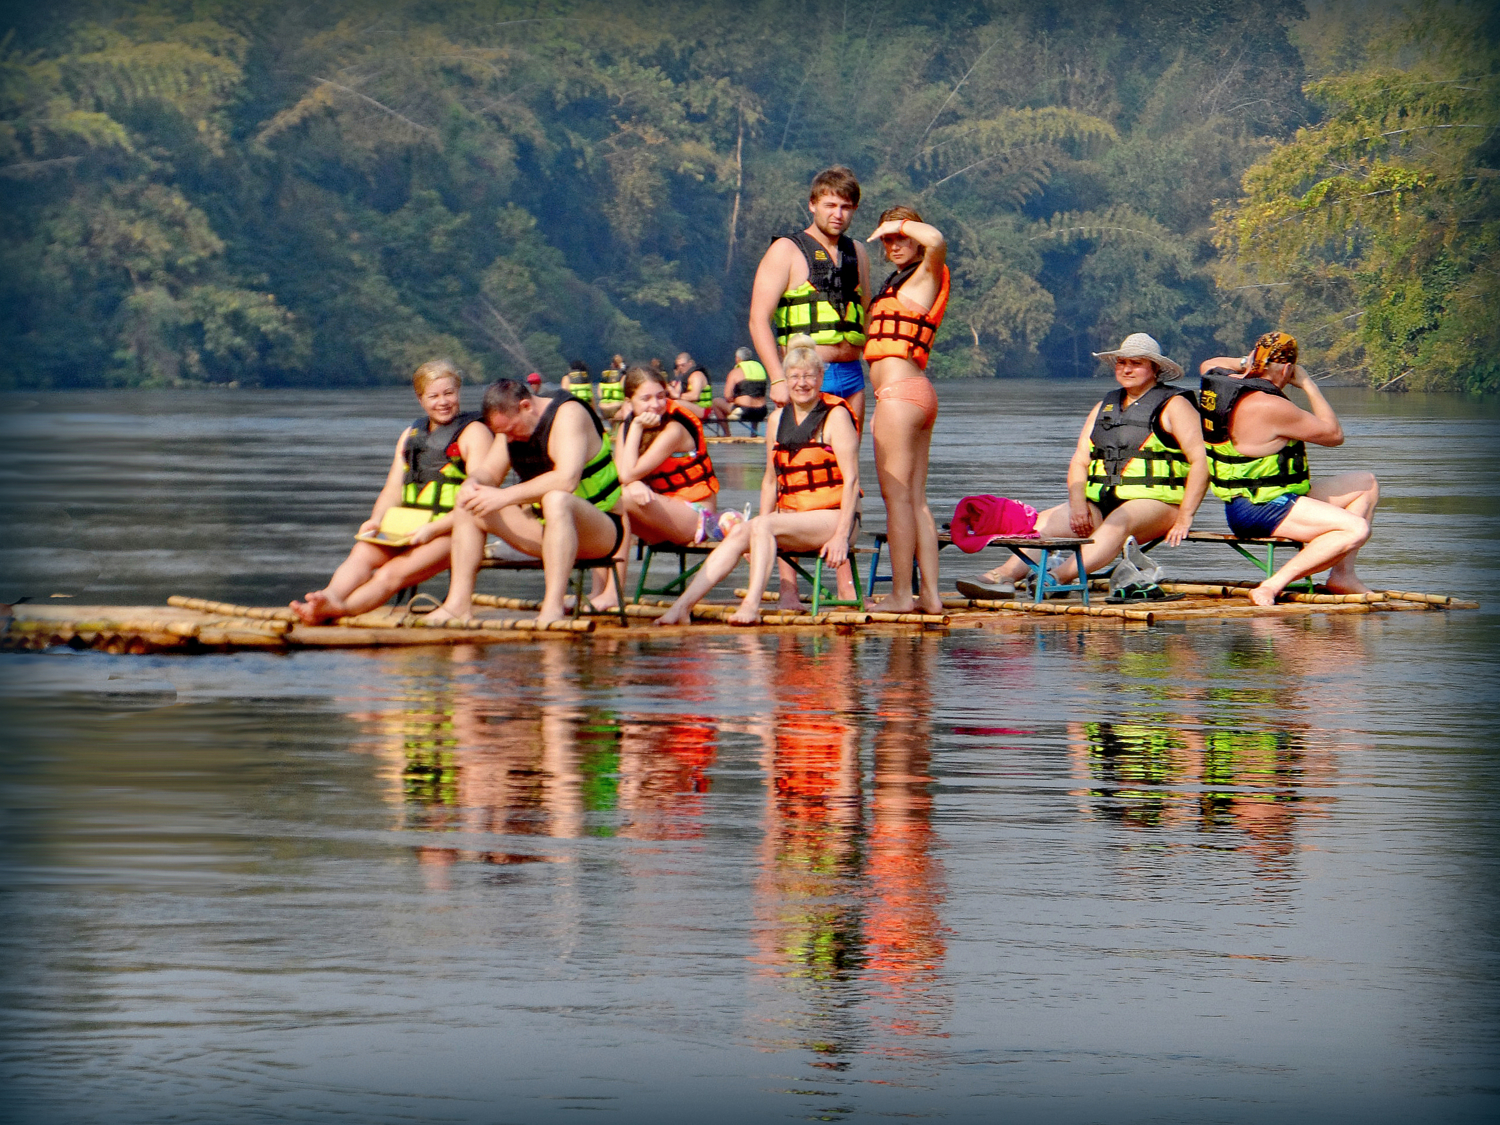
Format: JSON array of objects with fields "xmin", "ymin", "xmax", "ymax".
[
  {"xmin": 655, "ymin": 335, "xmax": 861, "ymax": 626},
  {"xmin": 430, "ymin": 378, "xmax": 625, "ymax": 627},
  {"xmin": 1197, "ymin": 332, "xmax": 1379, "ymax": 606},
  {"xmin": 960, "ymin": 333, "xmax": 1208, "ymax": 599},
  {"xmin": 615, "ymin": 366, "xmax": 735, "ymax": 552},
  {"xmin": 672, "ymin": 351, "xmax": 732, "ymax": 436},
  {"xmin": 864, "ymin": 205, "xmax": 949, "ymax": 615},
  {"xmin": 290, "ymin": 358, "xmax": 492, "ymax": 625},
  {"xmin": 723, "ymin": 345, "xmax": 770, "ymax": 435}
]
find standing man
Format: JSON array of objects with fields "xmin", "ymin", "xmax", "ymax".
[
  {"xmin": 749, "ymin": 165, "xmax": 870, "ymax": 606},
  {"xmin": 431, "ymin": 379, "xmax": 624, "ymax": 627},
  {"xmin": 1198, "ymin": 333, "xmax": 1379, "ymax": 606},
  {"xmin": 750, "ymin": 165, "xmax": 871, "ymax": 426}
]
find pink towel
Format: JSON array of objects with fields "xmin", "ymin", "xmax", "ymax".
[{"xmin": 950, "ymin": 495, "xmax": 1040, "ymax": 553}]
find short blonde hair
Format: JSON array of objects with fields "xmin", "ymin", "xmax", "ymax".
[
  {"xmin": 413, "ymin": 358, "xmax": 463, "ymax": 396},
  {"xmin": 782, "ymin": 333, "xmax": 824, "ymax": 379}
]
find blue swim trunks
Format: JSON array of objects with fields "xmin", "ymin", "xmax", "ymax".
[
  {"xmin": 821, "ymin": 360, "xmax": 865, "ymax": 399},
  {"xmin": 1225, "ymin": 493, "xmax": 1298, "ymax": 539}
]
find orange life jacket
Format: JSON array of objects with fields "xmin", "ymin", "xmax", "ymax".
[
  {"xmin": 863, "ymin": 264, "xmax": 950, "ymax": 370},
  {"xmin": 638, "ymin": 403, "xmax": 719, "ymax": 503},
  {"xmin": 773, "ymin": 393, "xmax": 851, "ymax": 512}
]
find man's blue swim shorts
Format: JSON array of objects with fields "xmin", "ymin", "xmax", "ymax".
[
  {"xmin": 821, "ymin": 360, "xmax": 865, "ymax": 399},
  {"xmin": 1225, "ymin": 493, "xmax": 1299, "ymax": 539}
]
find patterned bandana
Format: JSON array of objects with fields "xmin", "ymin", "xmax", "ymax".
[{"xmin": 1250, "ymin": 331, "xmax": 1298, "ymax": 372}]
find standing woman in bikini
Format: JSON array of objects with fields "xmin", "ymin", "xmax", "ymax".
[
  {"xmin": 864, "ymin": 206, "xmax": 948, "ymax": 615},
  {"xmin": 615, "ymin": 367, "xmax": 737, "ymax": 550}
]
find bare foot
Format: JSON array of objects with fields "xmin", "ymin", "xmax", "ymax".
[
  {"xmin": 881, "ymin": 596, "xmax": 917, "ymax": 613},
  {"xmin": 420, "ymin": 606, "xmax": 469, "ymax": 627},
  {"xmin": 293, "ymin": 590, "xmax": 342, "ymax": 625},
  {"xmin": 776, "ymin": 590, "xmax": 801, "ymax": 612},
  {"xmin": 1323, "ymin": 574, "xmax": 1372, "ymax": 595},
  {"xmin": 1247, "ymin": 583, "xmax": 1280, "ymax": 607},
  {"xmin": 728, "ymin": 605, "xmax": 761, "ymax": 625},
  {"xmin": 653, "ymin": 607, "xmax": 687, "ymax": 626},
  {"xmin": 535, "ymin": 605, "xmax": 567, "ymax": 627},
  {"xmin": 589, "ymin": 592, "xmax": 620, "ymax": 612},
  {"xmin": 917, "ymin": 594, "xmax": 945, "ymax": 615}
]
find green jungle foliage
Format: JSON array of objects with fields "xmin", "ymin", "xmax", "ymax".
[{"xmin": 0, "ymin": 0, "xmax": 1492, "ymax": 390}]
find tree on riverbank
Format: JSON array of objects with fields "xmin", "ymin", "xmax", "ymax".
[
  {"xmin": 1216, "ymin": 1, "xmax": 1500, "ymax": 394},
  {"xmin": 0, "ymin": 0, "xmax": 1490, "ymax": 390}
]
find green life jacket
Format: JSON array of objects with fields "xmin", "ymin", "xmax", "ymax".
[
  {"xmin": 1084, "ymin": 385, "xmax": 1193, "ymax": 505},
  {"xmin": 598, "ymin": 370, "xmax": 625, "ymax": 404},
  {"xmin": 1198, "ymin": 369, "xmax": 1312, "ymax": 503},
  {"xmin": 690, "ymin": 367, "xmax": 715, "ymax": 409},
  {"xmin": 734, "ymin": 358, "xmax": 768, "ymax": 398},
  {"xmin": 565, "ymin": 377, "xmax": 593, "ymax": 403},
  {"xmin": 773, "ymin": 231, "xmax": 866, "ymax": 347},
  {"xmin": 401, "ymin": 411, "xmax": 482, "ymax": 513},
  {"xmin": 506, "ymin": 392, "xmax": 621, "ymax": 512}
]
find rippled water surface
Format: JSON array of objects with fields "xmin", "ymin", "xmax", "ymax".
[{"xmin": 2, "ymin": 382, "xmax": 1498, "ymax": 1123}]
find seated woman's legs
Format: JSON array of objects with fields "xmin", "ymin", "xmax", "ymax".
[
  {"xmin": 294, "ymin": 540, "xmax": 392, "ymax": 621},
  {"xmin": 621, "ymin": 481, "xmax": 704, "ymax": 546},
  {"xmin": 981, "ymin": 503, "xmax": 1096, "ymax": 582},
  {"xmin": 654, "ymin": 519, "xmax": 756, "ymax": 625},
  {"xmin": 730, "ymin": 509, "xmax": 843, "ymax": 624}
]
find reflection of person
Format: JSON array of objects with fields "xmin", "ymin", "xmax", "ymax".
[
  {"xmin": 864, "ymin": 206, "xmax": 948, "ymax": 614},
  {"xmin": 963, "ymin": 333, "xmax": 1207, "ymax": 597},
  {"xmin": 433, "ymin": 379, "xmax": 623, "ymax": 626},
  {"xmin": 750, "ymin": 165, "xmax": 870, "ymax": 422},
  {"xmin": 615, "ymin": 367, "xmax": 731, "ymax": 548},
  {"xmin": 655, "ymin": 336, "xmax": 859, "ymax": 625},
  {"xmin": 866, "ymin": 635, "xmax": 948, "ymax": 1039},
  {"xmin": 751, "ymin": 633, "xmax": 865, "ymax": 1060},
  {"xmin": 723, "ymin": 345, "xmax": 769, "ymax": 434},
  {"xmin": 291, "ymin": 359, "xmax": 491, "ymax": 624},
  {"xmin": 1198, "ymin": 332, "xmax": 1378, "ymax": 605}
]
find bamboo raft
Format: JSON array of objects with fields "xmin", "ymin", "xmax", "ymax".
[{"xmin": 0, "ymin": 582, "xmax": 1478, "ymax": 654}]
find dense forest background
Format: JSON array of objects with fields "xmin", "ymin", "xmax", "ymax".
[{"xmin": 1, "ymin": 0, "xmax": 1495, "ymax": 391}]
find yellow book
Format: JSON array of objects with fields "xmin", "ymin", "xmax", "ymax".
[{"xmin": 354, "ymin": 506, "xmax": 435, "ymax": 546}]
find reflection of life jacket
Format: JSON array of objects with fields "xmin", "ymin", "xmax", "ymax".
[
  {"xmin": 863, "ymin": 263, "xmax": 950, "ymax": 370},
  {"xmin": 598, "ymin": 370, "xmax": 625, "ymax": 405},
  {"xmin": 1198, "ymin": 369, "xmax": 1312, "ymax": 503},
  {"xmin": 1085, "ymin": 385, "xmax": 1193, "ymax": 504},
  {"xmin": 506, "ymin": 392, "xmax": 621, "ymax": 512},
  {"xmin": 773, "ymin": 393, "xmax": 852, "ymax": 512},
  {"xmin": 773, "ymin": 231, "xmax": 866, "ymax": 347},
  {"xmin": 733, "ymin": 358, "xmax": 768, "ymax": 399},
  {"xmin": 632, "ymin": 403, "xmax": 719, "ymax": 503},
  {"xmin": 401, "ymin": 411, "xmax": 482, "ymax": 513}
]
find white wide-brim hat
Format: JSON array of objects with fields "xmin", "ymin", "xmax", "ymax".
[{"xmin": 1092, "ymin": 332, "xmax": 1183, "ymax": 379}]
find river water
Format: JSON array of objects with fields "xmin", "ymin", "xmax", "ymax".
[{"xmin": 1, "ymin": 382, "xmax": 1497, "ymax": 1123}]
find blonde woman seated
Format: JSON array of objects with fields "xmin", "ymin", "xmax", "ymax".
[
  {"xmin": 616, "ymin": 367, "xmax": 731, "ymax": 549},
  {"xmin": 656, "ymin": 335, "xmax": 860, "ymax": 626},
  {"xmin": 290, "ymin": 359, "xmax": 491, "ymax": 624}
]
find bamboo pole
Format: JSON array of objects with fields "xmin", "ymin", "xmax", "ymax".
[
  {"xmin": 865, "ymin": 612, "xmax": 949, "ymax": 624},
  {"xmin": 168, "ymin": 596, "xmax": 297, "ymax": 622},
  {"xmin": 964, "ymin": 599, "xmax": 1155, "ymax": 623}
]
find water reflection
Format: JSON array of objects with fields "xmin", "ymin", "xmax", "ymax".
[
  {"xmin": 750, "ymin": 635, "xmax": 951, "ymax": 1066},
  {"xmin": 1068, "ymin": 621, "xmax": 1349, "ymax": 886}
]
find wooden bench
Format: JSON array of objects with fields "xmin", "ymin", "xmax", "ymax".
[
  {"xmin": 1139, "ymin": 531, "xmax": 1313, "ymax": 590},
  {"xmin": 866, "ymin": 530, "xmax": 1091, "ymax": 605}
]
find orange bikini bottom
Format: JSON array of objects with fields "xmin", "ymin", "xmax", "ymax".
[{"xmin": 874, "ymin": 376, "xmax": 938, "ymax": 428}]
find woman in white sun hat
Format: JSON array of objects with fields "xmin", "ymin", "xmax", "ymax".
[{"xmin": 957, "ymin": 332, "xmax": 1208, "ymax": 600}]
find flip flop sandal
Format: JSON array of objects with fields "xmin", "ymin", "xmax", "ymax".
[
  {"xmin": 1106, "ymin": 582, "xmax": 1185, "ymax": 604},
  {"xmin": 406, "ymin": 592, "xmax": 444, "ymax": 614}
]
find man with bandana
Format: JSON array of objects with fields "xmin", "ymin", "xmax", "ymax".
[{"xmin": 1197, "ymin": 333, "xmax": 1380, "ymax": 606}]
